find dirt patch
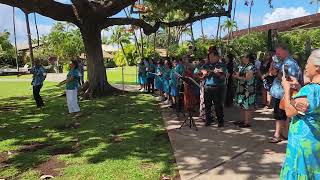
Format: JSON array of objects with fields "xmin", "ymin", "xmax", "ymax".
[
  {"xmin": 173, "ymin": 170, "xmax": 181, "ymax": 180},
  {"xmin": 55, "ymin": 122, "xmax": 81, "ymax": 130},
  {"xmin": 159, "ymin": 170, "xmax": 181, "ymax": 180},
  {"xmin": 111, "ymin": 127, "xmax": 127, "ymax": 135},
  {"xmin": 36, "ymin": 156, "xmax": 66, "ymax": 177},
  {"xmin": 140, "ymin": 162, "xmax": 154, "ymax": 170},
  {"xmin": 50, "ymin": 145, "xmax": 79, "ymax": 156},
  {"xmin": 0, "ymin": 152, "xmax": 12, "ymax": 169},
  {"xmin": 19, "ymin": 142, "xmax": 51, "ymax": 153},
  {"xmin": 110, "ymin": 135, "xmax": 123, "ymax": 143},
  {"xmin": 0, "ymin": 152, "xmax": 9, "ymax": 163},
  {"xmin": 0, "ymin": 106, "xmax": 18, "ymax": 112},
  {"xmin": 15, "ymin": 97, "xmax": 29, "ymax": 101}
]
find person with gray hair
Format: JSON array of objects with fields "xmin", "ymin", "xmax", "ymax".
[{"xmin": 280, "ymin": 49, "xmax": 320, "ymax": 179}]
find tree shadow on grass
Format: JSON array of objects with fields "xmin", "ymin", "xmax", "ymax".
[{"xmin": 0, "ymin": 86, "xmax": 177, "ymax": 179}]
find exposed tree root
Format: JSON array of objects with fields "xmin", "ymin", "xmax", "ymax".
[{"xmin": 79, "ymin": 81, "xmax": 123, "ymax": 99}]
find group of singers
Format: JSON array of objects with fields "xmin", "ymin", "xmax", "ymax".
[
  {"xmin": 138, "ymin": 45, "xmax": 259, "ymax": 128},
  {"xmin": 139, "ymin": 45, "xmax": 320, "ymax": 180}
]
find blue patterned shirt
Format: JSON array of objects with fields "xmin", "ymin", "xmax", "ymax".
[
  {"xmin": 31, "ymin": 66, "xmax": 46, "ymax": 86},
  {"xmin": 270, "ymin": 56, "xmax": 303, "ymax": 99},
  {"xmin": 203, "ymin": 62, "xmax": 227, "ymax": 87}
]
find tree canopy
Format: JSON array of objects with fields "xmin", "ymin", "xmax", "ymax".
[
  {"xmin": 0, "ymin": 0, "xmax": 232, "ymax": 35},
  {"xmin": 0, "ymin": 31, "xmax": 16, "ymax": 67},
  {"xmin": 0, "ymin": 0, "xmax": 232, "ymax": 96},
  {"xmin": 34, "ymin": 22, "xmax": 84, "ymax": 63}
]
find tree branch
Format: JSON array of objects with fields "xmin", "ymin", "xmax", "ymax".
[
  {"xmin": 105, "ymin": 0, "xmax": 232, "ymax": 35},
  {"xmin": 105, "ymin": 9, "xmax": 231, "ymax": 35},
  {"xmin": 0, "ymin": 0, "xmax": 77, "ymax": 24},
  {"xmin": 103, "ymin": 0, "xmax": 137, "ymax": 17},
  {"xmin": 105, "ymin": 18, "xmax": 161, "ymax": 35}
]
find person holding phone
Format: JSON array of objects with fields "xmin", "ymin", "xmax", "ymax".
[
  {"xmin": 269, "ymin": 43, "xmax": 303, "ymax": 143},
  {"xmin": 280, "ymin": 49, "xmax": 320, "ymax": 179}
]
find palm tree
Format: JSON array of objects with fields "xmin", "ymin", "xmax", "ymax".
[
  {"xmin": 110, "ymin": 26, "xmax": 131, "ymax": 66},
  {"xmin": 245, "ymin": 0, "xmax": 254, "ymax": 34},
  {"xmin": 231, "ymin": 0, "xmax": 238, "ymax": 37},
  {"xmin": 222, "ymin": 19, "xmax": 238, "ymax": 43},
  {"xmin": 200, "ymin": 19, "xmax": 205, "ymax": 42},
  {"xmin": 216, "ymin": 17, "xmax": 221, "ymax": 39},
  {"xmin": 12, "ymin": 7, "xmax": 19, "ymax": 71},
  {"xmin": 190, "ymin": 23, "xmax": 196, "ymax": 48},
  {"xmin": 167, "ymin": 27, "xmax": 171, "ymax": 57},
  {"xmin": 24, "ymin": 11, "xmax": 34, "ymax": 66},
  {"xmin": 310, "ymin": 0, "xmax": 320, "ymax": 13},
  {"xmin": 33, "ymin": 13, "xmax": 40, "ymax": 46},
  {"xmin": 232, "ymin": 0, "xmax": 237, "ymax": 22}
]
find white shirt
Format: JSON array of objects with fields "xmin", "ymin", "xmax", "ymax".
[{"xmin": 255, "ymin": 59, "xmax": 261, "ymax": 70}]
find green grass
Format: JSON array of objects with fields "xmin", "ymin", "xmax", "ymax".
[
  {"xmin": 0, "ymin": 66, "xmax": 138, "ymax": 85},
  {"xmin": 0, "ymin": 74, "xmax": 32, "ymax": 79},
  {"xmin": 106, "ymin": 66, "xmax": 138, "ymax": 85},
  {"xmin": 0, "ymin": 82, "xmax": 176, "ymax": 180}
]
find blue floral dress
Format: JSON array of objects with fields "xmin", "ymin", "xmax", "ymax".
[
  {"xmin": 235, "ymin": 63, "xmax": 256, "ymax": 110},
  {"xmin": 280, "ymin": 83, "xmax": 320, "ymax": 180},
  {"xmin": 155, "ymin": 66, "xmax": 164, "ymax": 90},
  {"xmin": 138, "ymin": 64, "xmax": 147, "ymax": 85},
  {"xmin": 162, "ymin": 67, "xmax": 171, "ymax": 94}
]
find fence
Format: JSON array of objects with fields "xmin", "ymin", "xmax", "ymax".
[{"xmin": 106, "ymin": 66, "xmax": 138, "ymax": 90}]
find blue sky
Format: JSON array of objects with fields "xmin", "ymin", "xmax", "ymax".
[{"xmin": 0, "ymin": 0, "xmax": 319, "ymax": 44}]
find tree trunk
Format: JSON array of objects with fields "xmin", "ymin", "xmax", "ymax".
[
  {"xmin": 248, "ymin": 0, "xmax": 253, "ymax": 34},
  {"xmin": 200, "ymin": 19, "xmax": 205, "ymax": 42},
  {"xmin": 80, "ymin": 26, "xmax": 115, "ymax": 97},
  {"xmin": 120, "ymin": 42, "xmax": 128, "ymax": 66},
  {"xmin": 132, "ymin": 31, "xmax": 141, "ymax": 58},
  {"xmin": 12, "ymin": 7, "xmax": 19, "ymax": 71},
  {"xmin": 216, "ymin": 17, "xmax": 221, "ymax": 39},
  {"xmin": 139, "ymin": 28, "xmax": 144, "ymax": 58},
  {"xmin": 153, "ymin": 31, "xmax": 156, "ymax": 52},
  {"xmin": 24, "ymin": 12, "xmax": 34, "ymax": 66},
  {"xmin": 33, "ymin": 13, "xmax": 40, "ymax": 46},
  {"xmin": 190, "ymin": 23, "xmax": 195, "ymax": 48},
  {"xmin": 231, "ymin": 0, "xmax": 237, "ymax": 38},
  {"xmin": 167, "ymin": 27, "xmax": 171, "ymax": 57}
]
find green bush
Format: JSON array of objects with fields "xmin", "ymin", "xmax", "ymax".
[
  {"xmin": 104, "ymin": 60, "xmax": 117, "ymax": 68},
  {"xmin": 63, "ymin": 63, "xmax": 70, "ymax": 72},
  {"xmin": 114, "ymin": 44, "xmax": 160, "ymax": 66}
]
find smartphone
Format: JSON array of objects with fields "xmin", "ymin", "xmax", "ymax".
[{"xmin": 283, "ymin": 64, "xmax": 291, "ymax": 80}]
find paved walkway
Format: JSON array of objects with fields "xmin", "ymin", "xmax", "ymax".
[{"xmin": 159, "ymin": 102, "xmax": 287, "ymax": 180}]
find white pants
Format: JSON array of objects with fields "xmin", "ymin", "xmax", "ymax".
[{"xmin": 66, "ymin": 89, "xmax": 80, "ymax": 113}]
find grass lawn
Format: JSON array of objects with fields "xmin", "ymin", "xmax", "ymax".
[
  {"xmin": 0, "ymin": 66, "xmax": 138, "ymax": 85},
  {"xmin": 0, "ymin": 81, "xmax": 177, "ymax": 179}
]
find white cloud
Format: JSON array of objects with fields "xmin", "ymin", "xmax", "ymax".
[
  {"xmin": 318, "ymin": 8, "xmax": 320, "ymax": 13},
  {"xmin": 0, "ymin": 4, "xmax": 52, "ymax": 44},
  {"xmin": 233, "ymin": 12, "xmax": 262, "ymax": 30},
  {"xmin": 54, "ymin": 0, "xmax": 70, "ymax": 3},
  {"xmin": 263, "ymin": 7, "xmax": 310, "ymax": 24}
]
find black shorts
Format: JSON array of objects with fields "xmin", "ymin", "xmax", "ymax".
[{"xmin": 273, "ymin": 98, "xmax": 287, "ymax": 121}]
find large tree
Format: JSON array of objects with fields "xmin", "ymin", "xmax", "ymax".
[{"xmin": 0, "ymin": 0, "xmax": 232, "ymax": 97}]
